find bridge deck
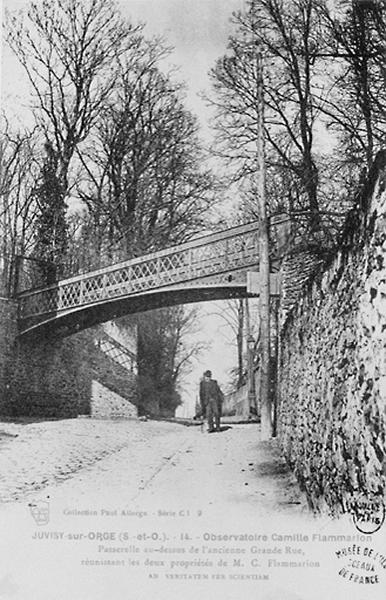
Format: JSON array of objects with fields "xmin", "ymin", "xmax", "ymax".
[{"xmin": 17, "ymin": 218, "xmax": 285, "ymax": 335}]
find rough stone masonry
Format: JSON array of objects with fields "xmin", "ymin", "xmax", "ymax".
[
  {"xmin": 0, "ymin": 321, "xmax": 138, "ymax": 419},
  {"xmin": 278, "ymin": 151, "xmax": 386, "ymax": 515}
]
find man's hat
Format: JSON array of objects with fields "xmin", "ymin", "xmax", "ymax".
[{"xmin": 204, "ymin": 370, "xmax": 212, "ymax": 377}]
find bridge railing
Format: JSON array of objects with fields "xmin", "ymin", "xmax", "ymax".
[
  {"xmin": 18, "ymin": 221, "xmax": 261, "ymax": 320},
  {"xmin": 97, "ymin": 333, "xmax": 137, "ymax": 374}
]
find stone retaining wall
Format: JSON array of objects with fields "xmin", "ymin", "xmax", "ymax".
[
  {"xmin": 3, "ymin": 332, "xmax": 90, "ymax": 418},
  {"xmin": 0, "ymin": 316, "xmax": 138, "ymax": 419},
  {"xmin": 278, "ymin": 152, "xmax": 386, "ymax": 514},
  {"xmin": 0, "ymin": 299, "xmax": 18, "ymax": 414},
  {"xmin": 223, "ymin": 370, "xmax": 260, "ymax": 418}
]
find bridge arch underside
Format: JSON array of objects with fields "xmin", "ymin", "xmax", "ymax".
[{"xmin": 18, "ymin": 282, "xmax": 254, "ymax": 340}]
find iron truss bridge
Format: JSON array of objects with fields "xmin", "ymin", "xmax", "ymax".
[{"xmin": 17, "ymin": 219, "xmax": 285, "ymax": 338}]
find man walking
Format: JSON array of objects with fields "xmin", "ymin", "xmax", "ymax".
[{"xmin": 199, "ymin": 370, "xmax": 224, "ymax": 433}]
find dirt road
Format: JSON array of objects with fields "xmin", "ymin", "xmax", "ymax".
[{"xmin": 0, "ymin": 419, "xmax": 383, "ymax": 600}]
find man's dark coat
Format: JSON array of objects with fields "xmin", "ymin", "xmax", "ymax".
[{"xmin": 199, "ymin": 378, "xmax": 223, "ymax": 418}]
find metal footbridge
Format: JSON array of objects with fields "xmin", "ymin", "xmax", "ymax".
[{"xmin": 17, "ymin": 219, "xmax": 284, "ymax": 338}]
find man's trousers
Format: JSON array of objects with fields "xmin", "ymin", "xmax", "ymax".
[{"xmin": 207, "ymin": 397, "xmax": 220, "ymax": 432}]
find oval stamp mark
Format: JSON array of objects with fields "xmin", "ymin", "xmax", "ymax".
[
  {"xmin": 336, "ymin": 544, "xmax": 386, "ymax": 585},
  {"xmin": 350, "ymin": 497, "xmax": 385, "ymax": 535}
]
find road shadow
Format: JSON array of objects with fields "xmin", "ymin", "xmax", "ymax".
[
  {"xmin": 216, "ymin": 425, "xmax": 232, "ymax": 433},
  {"xmin": 255, "ymin": 460, "xmax": 291, "ymax": 477}
]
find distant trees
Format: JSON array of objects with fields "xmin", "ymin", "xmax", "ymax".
[
  {"xmin": 213, "ymin": 299, "xmax": 245, "ymax": 388},
  {"xmin": 0, "ymin": 126, "xmax": 40, "ymax": 294},
  {"xmin": 137, "ymin": 306, "xmax": 207, "ymax": 417},
  {"xmin": 210, "ymin": 298, "xmax": 260, "ymax": 390}
]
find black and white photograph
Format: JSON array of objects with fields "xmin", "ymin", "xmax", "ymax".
[{"xmin": 0, "ymin": 0, "xmax": 385, "ymax": 598}]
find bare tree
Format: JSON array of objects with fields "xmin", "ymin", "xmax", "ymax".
[
  {"xmin": 76, "ymin": 37, "xmax": 216, "ymax": 263},
  {"xmin": 208, "ymin": 0, "xmax": 327, "ymax": 229},
  {"xmin": 6, "ymin": 0, "xmax": 141, "ymax": 198},
  {"xmin": 137, "ymin": 305, "xmax": 208, "ymax": 417},
  {"xmin": 318, "ymin": 0, "xmax": 386, "ymax": 171},
  {"xmin": 209, "ymin": 298, "xmax": 252, "ymax": 389},
  {"xmin": 0, "ymin": 124, "xmax": 40, "ymax": 294}
]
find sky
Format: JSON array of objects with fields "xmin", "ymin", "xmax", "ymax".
[
  {"xmin": 119, "ymin": 0, "xmax": 244, "ymax": 131},
  {"xmin": 0, "ymin": 0, "xmax": 248, "ymax": 416}
]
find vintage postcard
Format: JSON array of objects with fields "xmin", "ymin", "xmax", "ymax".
[{"xmin": 0, "ymin": 1, "xmax": 385, "ymax": 599}]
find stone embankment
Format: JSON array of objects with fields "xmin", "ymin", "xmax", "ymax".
[
  {"xmin": 0, "ymin": 320, "xmax": 138, "ymax": 419},
  {"xmin": 278, "ymin": 152, "xmax": 386, "ymax": 514}
]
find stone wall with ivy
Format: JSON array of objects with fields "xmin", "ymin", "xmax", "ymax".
[{"xmin": 278, "ymin": 152, "xmax": 386, "ymax": 515}]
